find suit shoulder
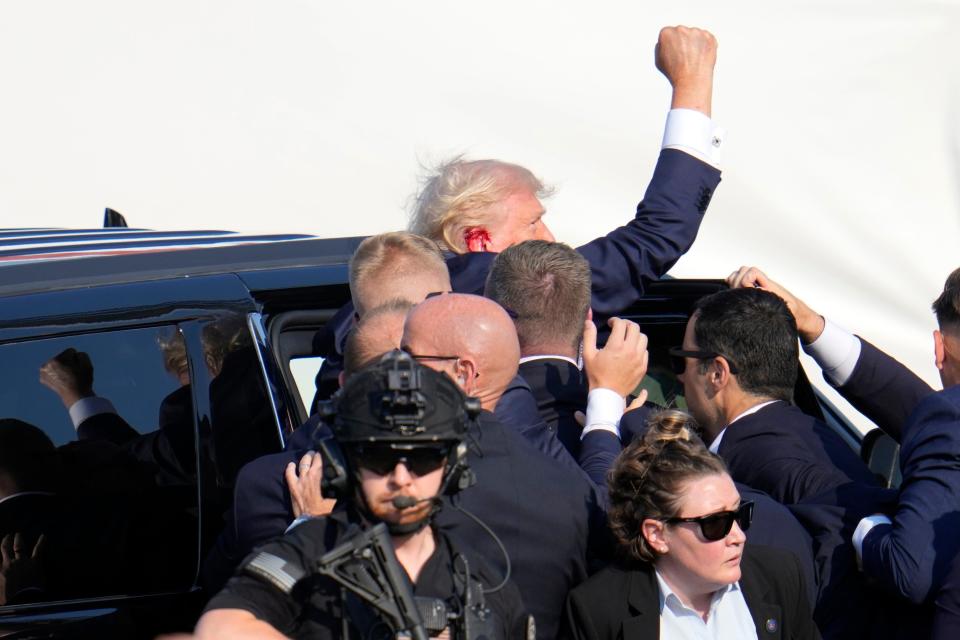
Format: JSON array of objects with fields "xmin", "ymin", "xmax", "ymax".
[
  {"xmin": 569, "ymin": 562, "xmax": 640, "ymax": 603},
  {"xmin": 741, "ymin": 544, "xmax": 804, "ymax": 589},
  {"xmin": 913, "ymin": 385, "xmax": 960, "ymax": 415}
]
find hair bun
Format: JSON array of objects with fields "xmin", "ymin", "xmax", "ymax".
[{"xmin": 642, "ymin": 409, "xmax": 701, "ymax": 449}]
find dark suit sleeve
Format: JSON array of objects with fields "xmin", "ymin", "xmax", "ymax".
[
  {"xmin": 577, "ymin": 149, "xmax": 720, "ymax": 316},
  {"xmin": 577, "ymin": 431, "xmax": 620, "ymax": 500},
  {"xmin": 77, "ymin": 412, "xmax": 139, "ymax": 445},
  {"xmin": 498, "ymin": 377, "xmax": 612, "ymax": 501},
  {"xmin": 861, "ymin": 391, "xmax": 960, "ymax": 604},
  {"xmin": 835, "ymin": 338, "xmax": 934, "ymax": 443}
]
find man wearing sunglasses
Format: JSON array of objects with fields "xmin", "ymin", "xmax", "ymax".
[
  {"xmin": 666, "ymin": 286, "xmax": 901, "ymax": 638},
  {"xmin": 729, "ymin": 266, "xmax": 960, "ymax": 638},
  {"xmin": 195, "ymin": 351, "xmax": 529, "ymax": 640}
]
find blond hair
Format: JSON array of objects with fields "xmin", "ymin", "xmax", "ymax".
[
  {"xmin": 349, "ymin": 232, "xmax": 448, "ymax": 316},
  {"xmin": 409, "ymin": 157, "xmax": 552, "ymax": 253}
]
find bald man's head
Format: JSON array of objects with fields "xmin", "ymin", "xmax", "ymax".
[
  {"xmin": 343, "ymin": 300, "xmax": 413, "ymax": 379},
  {"xmin": 401, "ymin": 293, "xmax": 520, "ymax": 411}
]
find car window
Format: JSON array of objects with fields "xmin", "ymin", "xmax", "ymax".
[
  {"xmin": 0, "ymin": 325, "xmax": 198, "ymax": 607},
  {"xmin": 289, "ymin": 356, "xmax": 325, "ymax": 413},
  {"xmin": 200, "ymin": 314, "xmax": 284, "ymax": 488}
]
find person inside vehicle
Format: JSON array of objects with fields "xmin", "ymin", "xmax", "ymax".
[
  {"xmin": 194, "ymin": 351, "xmax": 530, "ymax": 639},
  {"xmin": 564, "ymin": 409, "xmax": 818, "ymax": 640}
]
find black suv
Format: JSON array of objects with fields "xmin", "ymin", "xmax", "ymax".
[{"xmin": 0, "ymin": 228, "xmax": 882, "ymax": 638}]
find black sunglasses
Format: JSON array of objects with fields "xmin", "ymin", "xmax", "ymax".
[
  {"xmin": 400, "ymin": 346, "xmax": 459, "ymax": 363},
  {"xmin": 668, "ymin": 347, "xmax": 740, "ymax": 375},
  {"xmin": 349, "ymin": 445, "xmax": 448, "ymax": 476},
  {"xmin": 664, "ymin": 501, "xmax": 754, "ymax": 541}
]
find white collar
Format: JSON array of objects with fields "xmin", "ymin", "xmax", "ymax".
[
  {"xmin": 518, "ymin": 354, "xmax": 580, "ymax": 369},
  {"xmin": 655, "ymin": 568, "xmax": 739, "ymax": 615},
  {"xmin": 708, "ymin": 400, "xmax": 779, "ymax": 453}
]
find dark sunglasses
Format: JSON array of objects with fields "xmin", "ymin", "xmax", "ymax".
[
  {"xmin": 349, "ymin": 445, "xmax": 448, "ymax": 476},
  {"xmin": 668, "ymin": 347, "xmax": 740, "ymax": 375},
  {"xmin": 400, "ymin": 346, "xmax": 459, "ymax": 363},
  {"xmin": 665, "ymin": 501, "xmax": 754, "ymax": 541}
]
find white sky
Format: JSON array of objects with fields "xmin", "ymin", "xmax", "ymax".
[{"xmin": 1, "ymin": 1, "xmax": 958, "ymax": 429}]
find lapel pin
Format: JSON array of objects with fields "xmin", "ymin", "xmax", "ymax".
[{"xmin": 765, "ymin": 618, "xmax": 778, "ymax": 633}]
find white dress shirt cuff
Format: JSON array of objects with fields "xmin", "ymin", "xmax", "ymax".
[
  {"xmin": 285, "ymin": 514, "xmax": 318, "ymax": 534},
  {"xmin": 662, "ymin": 108, "xmax": 724, "ymax": 169},
  {"xmin": 853, "ymin": 514, "xmax": 892, "ymax": 569},
  {"xmin": 580, "ymin": 388, "xmax": 626, "ymax": 439},
  {"xmin": 68, "ymin": 396, "xmax": 118, "ymax": 430},
  {"xmin": 802, "ymin": 318, "xmax": 861, "ymax": 386}
]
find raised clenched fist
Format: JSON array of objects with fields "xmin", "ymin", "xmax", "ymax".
[{"xmin": 655, "ymin": 26, "xmax": 717, "ymax": 115}]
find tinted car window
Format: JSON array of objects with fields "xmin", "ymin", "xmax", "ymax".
[
  {"xmin": 200, "ymin": 314, "xmax": 283, "ymax": 489},
  {"xmin": 0, "ymin": 325, "xmax": 198, "ymax": 607}
]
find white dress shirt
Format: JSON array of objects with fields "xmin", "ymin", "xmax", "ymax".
[
  {"xmin": 655, "ymin": 570, "xmax": 758, "ymax": 640},
  {"xmin": 68, "ymin": 396, "xmax": 118, "ymax": 429},
  {"xmin": 802, "ymin": 318, "xmax": 861, "ymax": 386},
  {"xmin": 662, "ymin": 108, "xmax": 725, "ymax": 168}
]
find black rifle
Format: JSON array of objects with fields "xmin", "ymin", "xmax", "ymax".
[{"xmin": 315, "ymin": 522, "xmax": 429, "ymax": 640}]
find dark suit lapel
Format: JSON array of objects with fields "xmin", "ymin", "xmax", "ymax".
[
  {"xmin": 740, "ymin": 558, "xmax": 783, "ymax": 639},
  {"xmin": 620, "ymin": 566, "xmax": 660, "ymax": 639},
  {"xmin": 715, "ymin": 401, "xmax": 785, "ymax": 457}
]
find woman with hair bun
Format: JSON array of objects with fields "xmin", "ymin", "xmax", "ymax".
[{"xmin": 564, "ymin": 410, "xmax": 819, "ymax": 640}]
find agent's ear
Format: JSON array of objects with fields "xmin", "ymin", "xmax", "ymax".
[
  {"xmin": 642, "ymin": 518, "xmax": 668, "ymax": 555},
  {"xmin": 709, "ymin": 356, "xmax": 733, "ymax": 389},
  {"xmin": 935, "ymin": 329, "xmax": 946, "ymax": 371},
  {"xmin": 337, "ymin": 370, "xmax": 346, "ymax": 390},
  {"xmin": 464, "ymin": 227, "xmax": 492, "ymax": 253},
  {"xmin": 455, "ymin": 358, "xmax": 479, "ymax": 392}
]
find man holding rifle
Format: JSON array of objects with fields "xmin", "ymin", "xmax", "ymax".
[{"xmin": 192, "ymin": 351, "xmax": 530, "ymax": 639}]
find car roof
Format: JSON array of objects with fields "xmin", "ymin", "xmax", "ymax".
[{"xmin": 0, "ymin": 228, "xmax": 366, "ymax": 297}]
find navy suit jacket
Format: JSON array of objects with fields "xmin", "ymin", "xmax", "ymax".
[
  {"xmin": 824, "ymin": 337, "xmax": 958, "ymax": 605},
  {"xmin": 714, "ymin": 400, "xmax": 899, "ymax": 637},
  {"xmin": 832, "ymin": 338, "xmax": 934, "ymax": 443},
  {"xmin": 860, "ymin": 385, "xmax": 960, "ymax": 604},
  {"xmin": 518, "ymin": 358, "xmax": 588, "ymax": 456},
  {"xmin": 717, "ymin": 401, "xmax": 881, "ymax": 506},
  {"xmin": 500, "ymin": 370, "xmax": 618, "ymax": 494}
]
